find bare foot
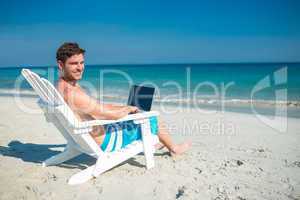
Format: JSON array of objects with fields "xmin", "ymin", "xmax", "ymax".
[
  {"xmin": 154, "ymin": 143, "xmax": 165, "ymax": 150},
  {"xmin": 170, "ymin": 141, "xmax": 192, "ymax": 156}
]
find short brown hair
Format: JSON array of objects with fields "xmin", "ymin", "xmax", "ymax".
[{"xmin": 56, "ymin": 42, "xmax": 85, "ymax": 63}]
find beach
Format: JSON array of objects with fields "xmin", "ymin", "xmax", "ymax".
[
  {"xmin": 1, "ymin": 0, "xmax": 299, "ymax": 198},
  {"xmin": 0, "ymin": 95, "xmax": 299, "ymax": 200}
]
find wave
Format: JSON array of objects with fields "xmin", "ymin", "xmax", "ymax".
[
  {"xmin": 153, "ymin": 98, "xmax": 300, "ymax": 107},
  {"xmin": 2, "ymin": 88, "xmax": 300, "ymax": 108}
]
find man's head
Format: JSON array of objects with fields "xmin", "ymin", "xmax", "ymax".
[{"xmin": 56, "ymin": 42, "xmax": 85, "ymax": 81}]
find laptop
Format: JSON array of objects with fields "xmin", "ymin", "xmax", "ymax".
[{"xmin": 127, "ymin": 85, "xmax": 155, "ymax": 112}]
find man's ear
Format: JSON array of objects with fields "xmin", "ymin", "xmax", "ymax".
[{"xmin": 57, "ymin": 60, "xmax": 64, "ymax": 71}]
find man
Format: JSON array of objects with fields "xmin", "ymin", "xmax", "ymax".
[{"xmin": 56, "ymin": 42, "xmax": 191, "ymax": 155}]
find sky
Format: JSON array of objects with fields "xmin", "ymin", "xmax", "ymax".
[{"xmin": 0, "ymin": 0, "xmax": 299, "ymax": 67}]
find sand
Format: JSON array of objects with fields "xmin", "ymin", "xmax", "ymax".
[{"xmin": 0, "ymin": 95, "xmax": 300, "ymax": 200}]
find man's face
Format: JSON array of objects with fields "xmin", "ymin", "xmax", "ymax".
[{"xmin": 58, "ymin": 53, "xmax": 85, "ymax": 81}]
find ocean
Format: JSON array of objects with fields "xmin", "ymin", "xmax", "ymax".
[{"xmin": 1, "ymin": 63, "xmax": 300, "ymax": 117}]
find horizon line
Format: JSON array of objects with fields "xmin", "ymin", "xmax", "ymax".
[{"xmin": 0, "ymin": 61, "xmax": 299, "ymax": 69}]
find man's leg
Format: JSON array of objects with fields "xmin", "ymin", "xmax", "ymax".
[
  {"xmin": 90, "ymin": 125, "xmax": 105, "ymax": 145},
  {"xmin": 156, "ymin": 117, "xmax": 191, "ymax": 155}
]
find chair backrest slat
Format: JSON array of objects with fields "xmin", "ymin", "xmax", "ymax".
[
  {"xmin": 22, "ymin": 69, "xmax": 49, "ymax": 102},
  {"xmin": 29, "ymin": 72, "xmax": 57, "ymax": 105},
  {"xmin": 41, "ymin": 78, "xmax": 65, "ymax": 106}
]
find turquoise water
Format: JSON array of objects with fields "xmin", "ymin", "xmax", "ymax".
[{"xmin": 0, "ymin": 63, "xmax": 300, "ymax": 117}]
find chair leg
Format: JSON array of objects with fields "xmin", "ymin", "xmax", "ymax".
[
  {"xmin": 42, "ymin": 146, "xmax": 81, "ymax": 167},
  {"xmin": 68, "ymin": 143, "xmax": 146, "ymax": 185},
  {"xmin": 140, "ymin": 120, "xmax": 155, "ymax": 169},
  {"xmin": 68, "ymin": 157, "xmax": 107, "ymax": 185},
  {"xmin": 68, "ymin": 164, "xmax": 96, "ymax": 185}
]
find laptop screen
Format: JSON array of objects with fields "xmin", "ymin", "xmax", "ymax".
[{"xmin": 127, "ymin": 85, "xmax": 155, "ymax": 111}]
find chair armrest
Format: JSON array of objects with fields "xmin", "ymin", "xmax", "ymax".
[{"xmin": 75, "ymin": 111, "xmax": 159, "ymax": 129}]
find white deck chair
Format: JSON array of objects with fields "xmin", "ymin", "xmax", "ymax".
[{"xmin": 21, "ymin": 68, "xmax": 159, "ymax": 185}]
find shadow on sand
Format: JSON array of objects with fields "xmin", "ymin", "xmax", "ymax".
[
  {"xmin": 0, "ymin": 140, "xmax": 95, "ymax": 170},
  {"xmin": 0, "ymin": 140, "xmax": 169, "ymax": 170}
]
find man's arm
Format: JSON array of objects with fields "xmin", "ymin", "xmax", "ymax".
[
  {"xmin": 65, "ymin": 87, "xmax": 137, "ymax": 120},
  {"xmin": 102, "ymin": 103, "xmax": 130, "ymax": 110}
]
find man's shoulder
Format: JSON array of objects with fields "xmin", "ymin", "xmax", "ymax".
[{"xmin": 58, "ymin": 81, "xmax": 88, "ymax": 101}]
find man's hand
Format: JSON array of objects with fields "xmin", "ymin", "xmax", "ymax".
[{"xmin": 128, "ymin": 106, "xmax": 139, "ymax": 114}]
